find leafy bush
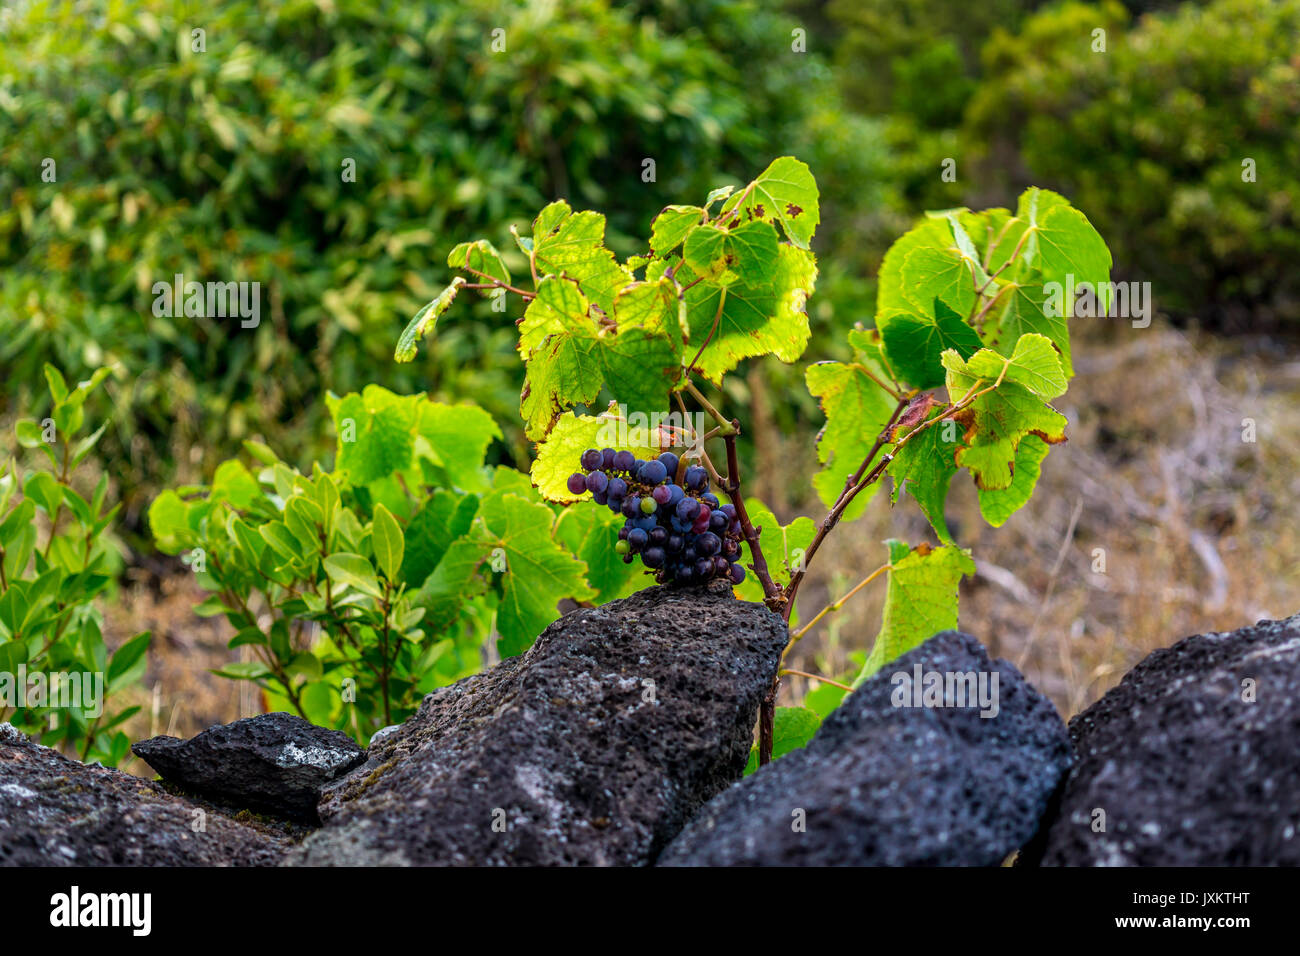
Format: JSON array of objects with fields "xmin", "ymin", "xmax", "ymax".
[
  {"xmin": 1, "ymin": 366, "xmax": 149, "ymax": 765},
  {"xmin": 149, "ymin": 385, "xmax": 649, "ymax": 741},
  {"xmin": 965, "ymin": 0, "xmax": 1300, "ymax": 326},
  {"xmin": 0, "ymin": 0, "xmax": 887, "ymax": 529}
]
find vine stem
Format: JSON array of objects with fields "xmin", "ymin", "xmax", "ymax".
[
  {"xmin": 779, "ymin": 669, "xmax": 854, "ymax": 693},
  {"xmin": 781, "ymin": 396, "xmax": 909, "ymax": 621},
  {"xmin": 460, "ymin": 265, "xmax": 536, "ymax": 300},
  {"xmin": 721, "ymin": 428, "xmax": 779, "ymax": 606},
  {"xmin": 683, "ymin": 379, "xmax": 737, "ymax": 436},
  {"xmin": 685, "ymin": 289, "xmax": 726, "ymax": 375},
  {"xmin": 786, "ymin": 562, "xmax": 891, "ymax": 647},
  {"xmin": 780, "ymin": 359, "xmax": 1012, "ymax": 621}
]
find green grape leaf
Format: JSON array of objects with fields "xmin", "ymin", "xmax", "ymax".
[
  {"xmin": 394, "ymin": 277, "xmax": 467, "ymax": 363},
  {"xmin": 876, "ymin": 216, "xmax": 951, "ymax": 318},
  {"xmin": 887, "ymin": 423, "xmax": 959, "ymax": 546},
  {"xmin": 942, "ymin": 335, "xmax": 1068, "ymax": 491},
  {"xmin": 530, "ymin": 200, "xmax": 632, "ymax": 312},
  {"xmin": 682, "ymin": 220, "xmax": 779, "ymax": 287},
  {"xmin": 415, "ymin": 402, "xmax": 502, "ymax": 492},
  {"xmin": 897, "ymin": 245, "xmax": 977, "ymax": 319},
  {"xmin": 1016, "ymin": 187, "xmax": 1112, "ymax": 314},
  {"xmin": 530, "ymin": 410, "xmax": 663, "ymax": 502},
  {"xmin": 853, "ymin": 541, "xmax": 975, "ymax": 685},
  {"xmin": 735, "ymin": 499, "xmax": 816, "ymax": 604},
  {"xmin": 555, "ymin": 506, "xmax": 652, "ymax": 603},
  {"xmin": 681, "ymin": 243, "xmax": 817, "ymax": 383},
  {"xmin": 400, "ymin": 490, "xmax": 479, "ymax": 588},
  {"xmin": 719, "ymin": 156, "xmax": 820, "ymax": 250},
  {"xmin": 422, "ymin": 491, "xmax": 595, "ymax": 656},
  {"xmin": 878, "ymin": 298, "xmax": 982, "ymax": 390},
  {"xmin": 518, "ymin": 275, "xmax": 681, "ymax": 440},
  {"xmin": 959, "ymin": 332, "xmax": 1069, "ymax": 400},
  {"xmin": 805, "ymin": 358, "xmax": 898, "ymax": 511},
  {"xmin": 447, "ymin": 239, "xmax": 510, "ymax": 292},
  {"xmin": 649, "ymin": 204, "xmax": 703, "ymax": 256},
  {"xmin": 984, "ymin": 272, "xmax": 1073, "ymax": 378},
  {"xmin": 977, "ymin": 433, "xmax": 1049, "ymax": 527},
  {"xmin": 327, "ymin": 386, "xmax": 420, "ymax": 485}
]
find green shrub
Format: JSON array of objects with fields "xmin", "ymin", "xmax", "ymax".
[
  {"xmin": 1, "ymin": 366, "xmax": 149, "ymax": 766},
  {"xmin": 148, "ymin": 384, "xmax": 649, "ymax": 741},
  {"xmin": 965, "ymin": 0, "xmax": 1300, "ymax": 326},
  {"xmin": 0, "ymin": 0, "xmax": 888, "ymax": 532}
]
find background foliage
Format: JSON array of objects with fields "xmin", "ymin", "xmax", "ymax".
[{"xmin": 1, "ymin": 0, "xmax": 1296, "ymax": 760}]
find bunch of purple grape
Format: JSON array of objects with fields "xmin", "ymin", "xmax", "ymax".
[{"xmin": 567, "ymin": 448, "xmax": 746, "ymax": 585}]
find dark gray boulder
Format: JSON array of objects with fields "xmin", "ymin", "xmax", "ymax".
[
  {"xmin": 289, "ymin": 583, "xmax": 788, "ymax": 866},
  {"xmin": 132, "ymin": 712, "xmax": 364, "ymax": 823},
  {"xmin": 657, "ymin": 630, "xmax": 1071, "ymax": 866},
  {"xmin": 0, "ymin": 723, "xmax": 290, "ymax": 866},
  {"xmin": 1020, "ymin": 612, "xmax": 1300, "ymax": 866}
]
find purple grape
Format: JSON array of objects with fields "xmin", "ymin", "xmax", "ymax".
[
  {"xmin": 613, "ymin": 450, "xmax": 636, "ymax": 472},
  {"xmin": 657, "ymin": 452, "xmax": 680, "ymax": 477},
  {"xmin": 580, "ymin": 448, "xmax": 603, "ymax": 471},
  {"xmin": 675, "ymin": 497, "xmax": 700, "ymax": 521},
  {"xmin": 601, "ymin": 448, "xmax": 617, "ymax": 469},
  {"xmin": 684, "ymin": 465, "xmax": 708, "ymax": 491},
  {"xmin": 697, "ymin": 532, "xmax": 721, "ymax": 556},
  {"xmin": 621, "ymin": 496, "xmax": 641, "ymax": 518},
  {"xmin": 709, "ymin": 510, "xmax": 728, "ymax": 531},
  {"xmin": 652, "ymin": 484, "xmax": 672, "ymax": 505},
  {"xmin": 608, "ymin": 477, "xmax": 628, "ymax": 499},
  {"xmin": 585, "ymin": 470, "xmax": 609, "ymax": 494},
  {"xmin": 643, "ymin": 546, "xmax": 665, "ymax": 569},
  {"xmin": 628, "ymin": 528, "xmax": 648, "ymax": 551},
  {"xmin": 638, "ymin": 459, "xmax": 668, "ymax": 484},
  {"xmin": 729, "ymin": 563, "xmax": 746, "ymax": 584},
  {"xmin": 566, "ymin": 473, "xmax": 587, "ymax": 495}
]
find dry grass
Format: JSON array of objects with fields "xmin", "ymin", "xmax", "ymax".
[
  {"xmin": 102, "ymin": 569, "xmax": 258, "ymax": 777},
  {"xmin": 784, "ymin": 319, "xmax": 1300, "ymax": 719}
]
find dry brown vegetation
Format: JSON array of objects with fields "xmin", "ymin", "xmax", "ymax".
[{"xmin": 785, "ymin": 320, "xmax": 1300, "ymax": 719}]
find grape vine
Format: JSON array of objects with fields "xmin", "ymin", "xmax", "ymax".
[{"xmin": 397, "ymin": 157, "xmax": 1111, "ymax": 766}]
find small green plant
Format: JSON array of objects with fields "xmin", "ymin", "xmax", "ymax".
[
  {"xmin": 398, "ymin": 156, "xmax": 1111, "ymax": 764},
  {"xmin": 1, "ymin": 365, "xmax": 150, "ymax": 766},
  {"xmin": 149, "ymin": 385, "xmax": 649, "ymax": 741}
]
